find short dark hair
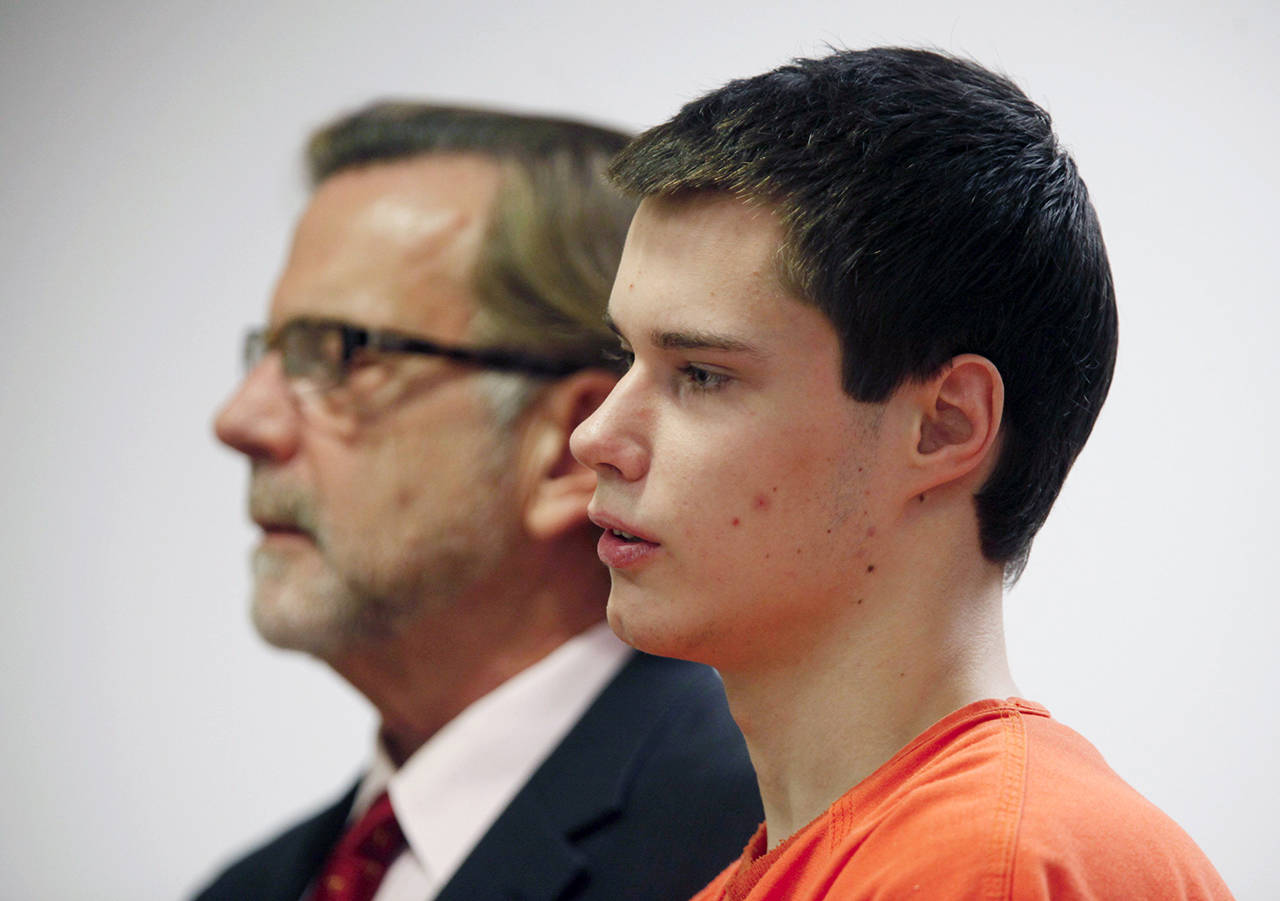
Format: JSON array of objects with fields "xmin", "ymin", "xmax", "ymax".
[
  {"xmin": 307, "ymin": 102, "xmax": 636, "ymax": 373},
  {"xmin": 609, "ymin": 47, "xmax": 1118, "ymax": 578}
]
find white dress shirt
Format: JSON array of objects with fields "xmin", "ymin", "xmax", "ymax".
[{"xmin": 341, "ymin": 623, "xmax": 633, "ymax": 901}]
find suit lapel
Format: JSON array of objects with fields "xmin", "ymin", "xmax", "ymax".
[
  {"xmin": 434, "ymin": 653, "xmax": 703, "ymax": 901},
  {"xmin": 267, "ymin": 782, "xmax": 357, "ymax": 901},
  {"xmin": 433, "ymin": 797, "xmax": 589, "ymax": 901},
  {"xmin": 193, "ymin": 782, "xmax": 357, "ymax": 901}
]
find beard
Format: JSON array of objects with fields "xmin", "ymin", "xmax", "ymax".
[
  {"xmin": 244, "ymin": 452, "xmax": 517, "ymax": 659},
  {"xmin": 250, "ymin": 543, "xmax": 370, "ymax": 657},
  {"xmin": 246, "ymin": 475, "xmax": 385, "ymax": 657}
]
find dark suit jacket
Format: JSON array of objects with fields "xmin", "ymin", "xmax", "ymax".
[{"xmin": 192, "ymin": 652, "xmax": 762, "ymax": 901}]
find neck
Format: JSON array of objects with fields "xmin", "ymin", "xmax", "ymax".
[
  {"xmin": 329, "ymin": 540, "xmax": 609, "ymax": 766},
  {"xmin": 720, "ymin": 538, "xmax": 1015, "ymax": 849}
]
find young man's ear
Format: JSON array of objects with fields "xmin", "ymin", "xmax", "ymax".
[
  {"xmin": 908, "ymin": 354, "xmax": 1004, "ymax": 493},
  {"xmin": 521, "ymin": 369, "xmax": 618, "ymax": 540}
]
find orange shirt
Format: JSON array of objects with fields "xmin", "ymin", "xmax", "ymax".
[{"xmin": 693, "ymin": 699, "xmax": 1232, "ymax": 900}]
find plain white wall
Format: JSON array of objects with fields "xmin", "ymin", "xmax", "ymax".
[{"xmin": 2, "ymin": 1, "xmax": 1275, "ymax": 897}]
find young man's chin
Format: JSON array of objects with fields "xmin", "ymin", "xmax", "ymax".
[
  {"xmin": 604, "ymin": 588, "xmax": 642, "ymax": 650},
  {"xmin": 605, "ymin": 584, "xmax": 719, "ymax": 665}
]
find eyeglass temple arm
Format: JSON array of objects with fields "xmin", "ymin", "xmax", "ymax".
[{"xmin": 356, "ymin": 330, "xmax": 589, "ymax": 378}]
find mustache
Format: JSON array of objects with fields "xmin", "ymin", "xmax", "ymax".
[{"xmin": 248, "ymin": 476, "xmax": 321, "ymax": 538}]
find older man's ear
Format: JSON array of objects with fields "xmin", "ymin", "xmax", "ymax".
[{"xmin": 521, "ymin": 370, "xmax": 618, "ymax": 541}]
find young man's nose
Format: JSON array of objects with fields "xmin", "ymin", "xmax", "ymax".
[{"xmin": 570, "ymin": 375, "xmax": 650, "ymax": 483}]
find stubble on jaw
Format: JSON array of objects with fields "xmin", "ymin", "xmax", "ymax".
[{"xmin": 826, "ymin": 403, "xmax": 885, "ymax": 535}]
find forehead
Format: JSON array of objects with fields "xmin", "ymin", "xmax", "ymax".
[
  {"xmin": 609, "ymin": 193, "xmax": 809, "ymax": 342},
  {"xmin": 270, "ymin": 153, "xmax": 503, "ymax": 338}
]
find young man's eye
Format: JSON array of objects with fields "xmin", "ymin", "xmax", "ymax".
[{"xmin": 679, "ymin": 364, "xmax": 730, "ymax": 392}]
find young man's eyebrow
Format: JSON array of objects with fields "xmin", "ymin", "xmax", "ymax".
[
  {"xmin": 652, "ymin": 328, "xmax": 768, "ymax": 358},
  {"xmin": 604, "ymin": 315, "xmax": 768, "ymax": 358}
]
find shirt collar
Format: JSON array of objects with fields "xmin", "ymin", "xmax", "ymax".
[{"xmin": 352, "ymin": 623, "xmax": 632, "ymax": 889}]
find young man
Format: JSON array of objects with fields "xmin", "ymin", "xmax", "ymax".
[
  {"xmin": 197, "ymin": 103, "xmax": 760, "ymax": 901},
  {"xmin": 571, "ymin": 48, "xmax": 1233, "ymax": 899}
]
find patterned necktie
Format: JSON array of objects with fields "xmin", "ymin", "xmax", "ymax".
[{"xmin": 312, "ymin": 791, "xmax": 406, "ymax": 901}]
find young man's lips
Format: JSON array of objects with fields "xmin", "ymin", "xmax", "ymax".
[
  {"xmin": 589, "ymin": 512, "xmax": 661, "ymax": 570},
  {"xmin": 597, "ymin": 529, "xmax": 661, "ymax": 570}
]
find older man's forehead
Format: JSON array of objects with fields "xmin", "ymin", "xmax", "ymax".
[{"xmin": 268, "ymin": 156, "xmax": 501, "ymax": 338}]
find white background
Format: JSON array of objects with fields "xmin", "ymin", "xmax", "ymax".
[{"xmin": 2, "ymin": 1, "xmax": 1275, "ymax": 898}]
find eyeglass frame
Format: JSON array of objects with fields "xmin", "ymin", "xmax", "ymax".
[{"xmin": 242, "ymin": 316, "xmax": 603, "ymax": 391}]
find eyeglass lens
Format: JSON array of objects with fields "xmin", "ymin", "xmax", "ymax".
[
  {"xmin": 242, "ymin": 321, "xmax": 347, "ymax": 390},
  {"xmin": 279, "ymin": 322, "xmax": 346, "ymax": 388}
]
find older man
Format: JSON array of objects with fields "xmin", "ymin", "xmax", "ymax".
[{"xmin": 196, "ymin": 103, "xmax": 760, "ymax": 901}]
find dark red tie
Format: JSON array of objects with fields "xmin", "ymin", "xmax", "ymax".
[{"xmin": 312, "ymin": 791, "xmax": 406, "ymax": 901}]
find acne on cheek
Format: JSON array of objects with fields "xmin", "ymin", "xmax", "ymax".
[
  {"xmin": 728, "ymin": 486, "xmax": 779, "ymax": 528},
  {"xmin": 750, "ymin": 486, "xmax": 777, "ymax": 514}
]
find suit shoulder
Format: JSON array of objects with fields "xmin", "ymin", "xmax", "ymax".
[
  {"xmin": 189, "ymin": 784, "xmax": 355, "ymax": 901},
  {"xmin": 620, "ymin": 656, "xmax": 760, "ymax": 822}
]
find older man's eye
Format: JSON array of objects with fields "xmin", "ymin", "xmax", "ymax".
[{"xmin": 603, "ymin": 347, "xmax": 635, "ymax": 372}]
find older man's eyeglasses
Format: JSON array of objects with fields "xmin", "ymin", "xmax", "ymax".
[{"xmin": 243, "ymin": 317, "xmax": 591, "ymax": 392}]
